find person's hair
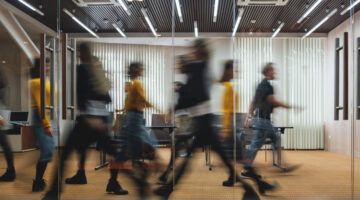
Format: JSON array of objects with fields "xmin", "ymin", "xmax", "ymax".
[
  {"xmin": 78, "ymin": 42, "xmax": 92, "ymax": 63},
  {"xmin": 128, "ymin": 62, "xmax": 143, "ymax": 79},
  {"xmin": 30, "ymin": 58, "xmax": 41, "ymax": 78},
  {"xmin": 262, "ymin": 62, "xmax": 274, "ymax": 76},
  {"xmin": 220, "ymin": 60, "xmax": 234, "ymax": 83},
  {"xmin": 192, "ymin": 39, "xmax": 209, "ymax": 60}
]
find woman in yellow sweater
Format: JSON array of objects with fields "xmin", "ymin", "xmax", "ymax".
[
  {"xmin": 110, "ymin": 62, "xmax": 156, "ymax": 199},
  {"xmin": 29, "ymin": 58, "xmax": 54, "ymax": 192},
  {"xmin": 219, "ymin": 60, "xmax": 239, "ymax": 140}
]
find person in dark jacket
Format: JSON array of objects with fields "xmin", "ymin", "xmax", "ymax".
[
  {"xmin": 154, "ymin": 39, "xmax": 260, "ymax": 200},
  {"xmin": 0, "ymin": 66, "xmax": 15, "ymax": 182},
  {"xmin": 42, "ymin": 43, "xmax": 118, "ymax": 200}
]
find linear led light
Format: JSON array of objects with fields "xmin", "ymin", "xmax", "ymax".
[
  {"xmin": 302, "ymin": 9, "xmax": 337, "ymax": 39},
  {"xmin": 272, "ymin": 22, "xmax": 285, "ymax": 38},
  {"xmin": 341, "ymin": 0, "xmax": 360, "ymax": 15},
  {"xmin": 112, "ymin": 23, "xmax": 126, "ymax": 38},
  {"xmin": 194, "ymin": 21, "xmax": 198, "ymax": 38},
  {"xmin": 18, "ymin": 0, "xmax": 44, "ymax": 16},
  {"xmin": 213, "ymin": 0, "xmax": 219, "ymax": 22},
  {"xmin": 141, "ymin": 8, "xmax": 159, "ymax": 37},
  {"xmin": 116, "ymin": 0, "xmax": 131, "ymax": 16},
  {"xmin": 232, "ymin": 8, "xmax": 245, "ymax": 37},
  {"xmin": 297, "ymin": 0, "xmax": 323, "ymax": 23},
  {"xmin": 175, "ymin": 0, "xmax": 183, "ymax": 23},
  {"xmin": 63, "ymin": 9, "xmax": 99, "ymax": 38}
]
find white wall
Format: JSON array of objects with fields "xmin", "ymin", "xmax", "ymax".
[{"xmin": 324, "ymin": 10, "xmax": 360, "ymax": 156}]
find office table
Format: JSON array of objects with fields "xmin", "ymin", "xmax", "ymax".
[{"xmin": 95, "ymin": 125, "xmax": 176, "ymax": 170}]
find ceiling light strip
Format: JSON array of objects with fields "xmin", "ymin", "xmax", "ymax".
[
  {"xmin": 341, "ymin": 0, "xmax": 360, "ymax": 15},
  {"xmin": 194, "ymin": 21, "xmax": 198, "ymax": 38},
  {"xmin": 213, "ymin": 0, "xmax": 219, "ymax": 22},
  {"xmin": 272, "ymin": 22, "xmax": 285, "ymax": 38},
  {"xmin": 141, "ymin": 8, "xmax": 158, "ymax": 37},
  {"xmin": 297, "ymin": 0, "xmax": 323, "ymax": 23},
  {"xmin": 63, "ymin": 9, "xmax": 99, "ymax": 38},
  {"xmin": 303, "ymin": 9, "xmax": 337, "ymax": 39},
  {"xmin": 175, "ymin": 0, "xmax": 183, "ymax": 23},
  {"xmin": 117, "ymin": 0, "xmax": 131, "ymax": 15},
  {"xmin": 112, "ymin": 23, "xmax": 126, "ymax": 38},
  {"xmin": 232, "ymin": 8, "xmax": 245, "ymax": 37},
  {"xmin": 18, "ymin": 0, "xmax": 44, "ymax": 16}
]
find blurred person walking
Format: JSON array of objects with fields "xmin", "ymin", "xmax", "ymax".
[
  {"xmin": 154, "ymin": 39, "xmax": 260, "ymax": 200},
  {"xmin": 42, "ymin": 43, "xmax": 118, "ymax": 200},
  {"xmin": 0, "ymin": 66, "xmax": 16, "ymax": 182},
  {"xmin": 242, "ymin": 62, "xmax": 299, "ymax": 191},
  {"xmin": 29, "ymin": 58, "xmax": 55, "ymax": 192}
]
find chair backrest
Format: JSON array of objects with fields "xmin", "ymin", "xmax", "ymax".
[{"xmin": 151, "ymin": 114, "xmax": 167, "ymax": 126}]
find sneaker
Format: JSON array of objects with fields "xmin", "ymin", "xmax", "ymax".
[
  {"xmin": 32, "ymin": 179, "xmax": 46, "ymax": 192},
  {"xmin": 222, "ymin": 176, "xmax": 241, "ymax": 187},
  {"xmin": 65, "ymin": 171, "xmax": 87, "ymax": 184},
  {"xmin": 106, "ymin": 179, "xmax": 128, "ymax": 195},
  {"xmin": 153, "ymin": 184, "xmax": 173, "ymax": 199},
  {"xmin": 241, "ymin": 170, "xmax": 262, "ymax": 179},
  {"xmin": 282, "ymin": 164, "xmax": 301, "ymax": 173},
  {"xmin": 258, "ymin": 180, "xmax": 279, "ymax": 195},
  {"xmin": 0, "ymin": 169, "xmax": 16, "ymax": 182}
]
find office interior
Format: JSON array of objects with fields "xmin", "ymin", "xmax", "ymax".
[{"xmin": 0, "ymin": 0, "xmax": 359, "ymax": 199}]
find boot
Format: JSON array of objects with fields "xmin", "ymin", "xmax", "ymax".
[
  {"xmin": 65, "ymin": 170, "xmax": 87, "ymax": 184},
  {"xmin": 0, "ymin": 168, "xmax": 16, "ymax": 182},
  {"xmin": 32, "ymin": 179, "xmax": 46, "ymax": 192},
  {"xmin": 106, "ymin": 179, "xmax": 128, "ymax": 195}
]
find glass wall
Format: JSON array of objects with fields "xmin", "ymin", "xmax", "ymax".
[{"xmin": 0, "ymin": 0, "xmax": 359, "ymax": 200}]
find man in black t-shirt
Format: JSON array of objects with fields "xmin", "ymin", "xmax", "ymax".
[{"xmin": 242, "ymin": 63, "xmax": 293, "ymax": 191}]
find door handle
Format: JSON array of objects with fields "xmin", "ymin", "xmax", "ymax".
[{"xmin": 67, "ymin": 106, "xmax": 75, "ymax": 110}]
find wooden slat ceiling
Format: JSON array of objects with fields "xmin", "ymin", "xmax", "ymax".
[{"xmin": 5, "ymin": 0, "xmax": 360, "ymax": 34}]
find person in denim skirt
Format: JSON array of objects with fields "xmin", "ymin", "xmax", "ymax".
[{"xmin": 29, "ymin": 58, "xmax": 55, "ymax": 192}]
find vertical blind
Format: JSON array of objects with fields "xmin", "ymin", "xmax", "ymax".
[
  {"xmin": 283, "ymin": 38, "xmax": 325, "ymax": 149},
  {"xmin": 90, "ymin": 39, "xmax": 325, "ymax": 149},
  {"xmin": 91, "ymin": 42, "xmax": 169, "ymax": 125},
  {"xmin": 233, "ymin": 38, "xmax": 325, "ymax": 149}
]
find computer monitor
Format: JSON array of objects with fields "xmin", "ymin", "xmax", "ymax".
[{"xmin": 10, "ymin": 112, "xmax": 29, "ymax": 124}]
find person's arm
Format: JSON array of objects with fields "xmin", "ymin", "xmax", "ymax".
[
  {"xmin": 266, "ymin": 95, "xmax": 291, "ymax": 109},
  {"xmin": 42, "ymin": 82, "xmax": 52, "ymax": 136}
]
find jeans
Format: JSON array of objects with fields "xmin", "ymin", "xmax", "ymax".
[
  {"xmin": 246, "ymin": 117, "xmax": 280, "ymax": 167},
  {"xmin": 120, "ymin": 111, "xmax": 155, "ymax": 160},
  {"xmin": 32, "ymin": 109, "xmax": 54, "ymax": 162}
]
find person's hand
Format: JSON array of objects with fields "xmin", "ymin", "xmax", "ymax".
[
  {"xmin": 44, "ymin": 127, "xmax": 53, "ymax": 137},
  {"xmin": 244, "ymin": 115, "xmax": 252, "ymax": 129}
]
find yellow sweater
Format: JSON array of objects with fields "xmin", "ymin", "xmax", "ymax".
[
  {"xmin": 222, "ymin": 82, "xmax": 239, "ymax": 135},
  {"xmin": 124, "ymin": 80, "xmax": 152, "ymax": 111},
  {"xmin": 30, "ymin": 78, "xmax": 51, "ymax": 129}
]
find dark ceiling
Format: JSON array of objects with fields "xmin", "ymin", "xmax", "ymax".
[{"xmin": 5, "ymin": 0, "xmax": 360, "ymax": 35}]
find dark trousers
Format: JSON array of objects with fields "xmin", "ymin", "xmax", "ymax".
[
  {"xmin": 0, "ymin": 131, "xmax": 14, "ymax": 169},
  {"xmin": 48, "ymin": 115, "xmax": 117, "ymax": 194},
  {"xmin": 167, "ymin": 114, "xmax": 236, "ymax": 185}
]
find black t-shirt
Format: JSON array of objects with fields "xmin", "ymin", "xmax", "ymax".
[{"xmin": 253, "ymin": 79, "xmax": 274, "ymax": 120}]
